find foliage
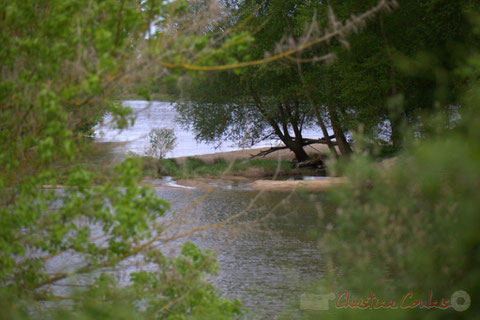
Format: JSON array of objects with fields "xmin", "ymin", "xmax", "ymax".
[
  {"xmin": 0, "ymin": 0, "xmax": 250, "ymax": 318},
  {"xmin": 302, "ymin": 0, "xmax": 480, "ymax": 147},
  {"xmin": 297, "ymin": 28, "xmax": 480, "ymax": 320},
  {"xmin": 181, "ymin": 0, "xmax": 479, "ymax": 156},
  {"xmin": 145, "ymin": 128, "xmax": 178, "ymax": 159},
  {"xmin": 175, "ymin": 0, "xmax": 399, "ymax": 161},
  {"xmin": 4, "ymin": 0, "xmax": 480, "ymax": 318}
]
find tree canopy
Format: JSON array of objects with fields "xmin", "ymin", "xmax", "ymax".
[
  {"xmin": 174, "ymin": 0, "xmax": 400, "ymax": 161},
  {"xmin": 175, "ymin": 0, "xmax": 480, "ymax": 159}
]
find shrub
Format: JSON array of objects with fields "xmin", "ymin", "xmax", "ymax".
[
  {"xmin": 305, "ymin": 52, "xmax": 480, "ymax": 320},
  {"xmin": 145, "ymin": 128, "xmax": 177, "ymax": 159},
  {"xmin": 157, "ymin": 158, "xmax": 180, "ymax": 177},
  {"xmin": 184, "ymin": 157, "xmax": 207, "ymax": 171}
]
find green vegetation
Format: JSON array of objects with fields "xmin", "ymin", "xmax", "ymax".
[
  {"xmin": 299, "ymin": 95, "xmax": 480, "ymax": 320},
  {"xmin": 142, "ymin": 156, "xmax": 293, "ymax": 179},
  {"xmin": 3, "ymin": 0, "xmax": 480, "ymax": 318},
  {"xmin": 113, "ymin": 93, "xmax": 179, "ymax": 102},
  {"xmin": 0, "ymin": 0, "xmax": 251, "ymax": 318},
  {"xmin": 175, "ymin": 0, "xmax": 479, "ymax": 160},
  {"xmin": 145, "ymin": 128, "xmax": 178, "ymax": 159},
  {"xmin": 174, "ymin": 0, "xmax": 402, "ymax": 161},
  {"xmin": 294, "ymin": 13, "xmax": 480, "ymax": 320}
]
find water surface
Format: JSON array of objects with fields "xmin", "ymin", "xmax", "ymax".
[{"xmin": 154, "ymin": 187, "xmax": 327, "ymax": 319}]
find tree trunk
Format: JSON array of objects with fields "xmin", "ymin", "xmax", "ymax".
[
  {"xmin": 327, "ymin": 104, "xmax": 352, "ymax": 155},
  {"xmin": 249, "ymin": 88, "xmax": 309, "ymax": 162},
  {"xmin": 380, "ymin": 14, "xmax": 406, "ymax": 150},
  {"xmin": 389, "ymin": 112, "xmax": 406, "ymax": 150},
  {"xmin": 312, "ymin": 105, "xmax": 338, "ymax": 157},
  {"xmin": 286, "ymin": 140, "xmax": 309, "ymax": 162}
]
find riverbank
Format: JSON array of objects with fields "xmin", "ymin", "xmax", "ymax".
[
  {"xmin": 142, "ymin": 143, "xmax": 332, "ymax": 180},
  {"xmin": 163, "ymin": 144, "xmax": 343, "ymax": 192},
  {"xmin": 143, "ymin": 156, "xmax": 322, "ymax": 180},
  {"xmin": 84, "ymin": 142, "xmax": 347, "ymax": 192},
  {"xmin": 173, "ymin": 143, "xmax": 333, "ymax": 164},
  {"xmin": 66, "ymin": 142, "xmax": 398, "ymax": 192},
  {"xmin": 246, "ymin": 177, "xmax": 348, "ymax": 192}
]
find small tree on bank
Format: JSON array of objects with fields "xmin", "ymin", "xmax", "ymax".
[{"xmin": 145, "ymin": 128, "xmax": 177, "ymax": 159}]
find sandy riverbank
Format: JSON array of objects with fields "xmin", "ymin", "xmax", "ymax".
[
  {"xmin": 172, "ymin": 143, "xmax": 332, "ymax": 164},
  {"xmin": 169, "ymin": 175, "xmax": 348, "ymax": 192},
  {"xmin": 246, "ymin": 177, "xmax": 348, "ymax": 192}
]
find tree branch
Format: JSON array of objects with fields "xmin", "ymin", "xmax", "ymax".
[{"xmin": 249, "ymin": 137, "xmax": 338, "ymax": 159}]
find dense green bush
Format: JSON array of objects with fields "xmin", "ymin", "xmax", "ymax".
[
  {"xmin": 157, "ymin": 158, "xmax": 181, "ymax": 177},
  {"xmin": 299, "ymin": 46, "xmax": 480, "ymax": 320},
  {"xmin": 0, "ymin": 0, "xmax": 247, "ymax": 318}
]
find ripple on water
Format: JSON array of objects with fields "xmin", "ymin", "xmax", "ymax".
[{"xmin": 153, "ymin": 188, "xmax": 327, "ymax": 319}]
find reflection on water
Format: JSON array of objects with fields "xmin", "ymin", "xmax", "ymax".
[{"xmin": 153, "ymin": 187, "xmax": 328, "ymax": 319}]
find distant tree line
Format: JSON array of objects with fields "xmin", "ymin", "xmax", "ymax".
[{"xmin": 173, "ymin": 0, "xmax": 480, "ymax": 161}]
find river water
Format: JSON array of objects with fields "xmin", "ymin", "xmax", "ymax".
[
  {"xmin": 154, "ymin": 187, "xmax": 329, "ymax": 319},
  {"xmin": 93, "ymin": 101, "xmax": 329, "ymax": 319}
]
